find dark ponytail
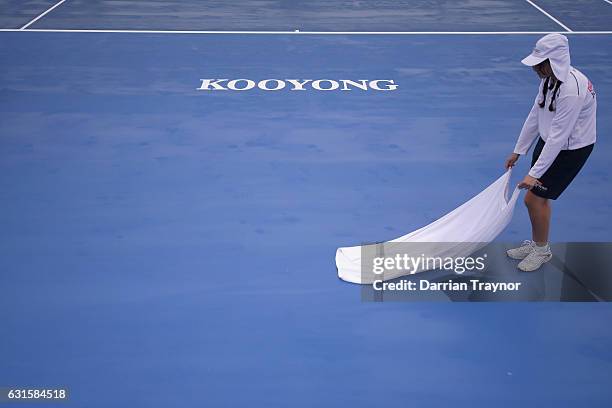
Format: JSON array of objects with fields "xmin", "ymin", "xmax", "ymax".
[
  {"xmin": 538, "ymin": 77, "xmax": 551, "ymax": 108},
  {"xmin": 538, "ymin": 77, "xmax": 562, "ymax": 111},
  {"xmin": 548, "ymin": 80, "xmax": 562, "ymax": 111}
]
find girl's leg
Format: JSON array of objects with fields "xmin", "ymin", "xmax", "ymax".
[{"xmin": 524, "ymin": 190, "xmax": 551, "ymax": 244}]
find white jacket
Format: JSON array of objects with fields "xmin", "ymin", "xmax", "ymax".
[{"xmin": 514, "ymin": 67, "xmax": 597, "ymax": 179}]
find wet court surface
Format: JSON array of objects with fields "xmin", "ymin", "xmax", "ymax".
[{"xmin": 1, "ymin": 1, "xmax": 612, "ymax": 407}]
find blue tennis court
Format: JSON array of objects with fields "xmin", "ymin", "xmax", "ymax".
[{"xmin": 1, "ymin": 1, "xmax": 612, "ymax": 406}]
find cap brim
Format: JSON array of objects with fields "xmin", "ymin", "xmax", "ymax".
[{"xmin": 521, "ymin": 54, "xmax": 546, "ymax": 66}]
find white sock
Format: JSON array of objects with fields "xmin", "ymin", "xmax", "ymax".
[{"xmin": 534, "ymin": 242, "xmax": 550, "ymax": 253}]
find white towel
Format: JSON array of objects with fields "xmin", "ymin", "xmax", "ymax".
[{"xmin": 336, "ymin": 170, "xmax": 521, "ymax": 284}]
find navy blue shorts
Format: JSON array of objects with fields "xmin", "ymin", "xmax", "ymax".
[{"xmin": 531, "ymin": 137, "xmax": 594, "ymax": 200}]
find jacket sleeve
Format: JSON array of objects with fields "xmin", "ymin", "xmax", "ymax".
[
  {"xmin": 528, "ymin": 94, "xmax": 583, "ymax": 179},
  {"xmin": 513, "ymin": 100, "xmax": 540, "ymax": 155},
  {"xmin": 514, "ymin": 82, "xmax": 545, "ymax": 155}
]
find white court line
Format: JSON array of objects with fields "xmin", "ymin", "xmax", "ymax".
[
  {"xmin": 604, "ymin": 0, "xmax": 612, "ymax": 6},
  {"xmin": 525, "ymin": 0, "xmax": 573, "ymax": 32},
  {"xmin": 1, "ymin": 29, "xmax": 612, "ymax": 35},
  {"xmin": 20, "ymin": 0, "xmax": 68, "ymax": 30}
]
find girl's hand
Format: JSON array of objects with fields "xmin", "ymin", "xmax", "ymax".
[
  {"xmin": 504, "ymin": 153, "xmax": 520, "ymax": 169},
  {"xmin": 518, "ymin": 175, "xmax": 542, "ymax": 190}
]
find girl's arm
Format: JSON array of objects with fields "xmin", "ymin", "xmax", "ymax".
[{"xmin": 513, "ymin": 94, "xmax": 541, "ymax": 155}]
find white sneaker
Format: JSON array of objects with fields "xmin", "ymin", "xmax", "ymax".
[
  {"xmin": 518, "ymin": 246, "xmax": 552, "ymax": 272},
  {"xmin": 506, "ymin": 240, "xmax": 535, "ymax": 260}
]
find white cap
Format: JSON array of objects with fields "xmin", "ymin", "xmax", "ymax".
[{"xmin": 521, "ymin": 33, "xmax": 571, "ymax": 83}]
